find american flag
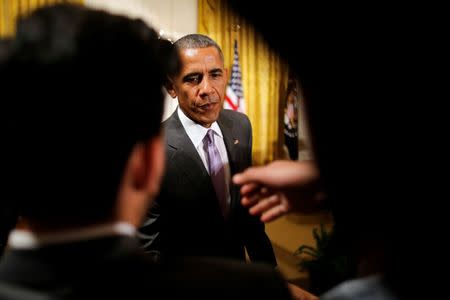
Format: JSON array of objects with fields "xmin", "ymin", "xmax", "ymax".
[{"xmin": 224, "ymin": 39, "xmax": 246, "ymax": 113}]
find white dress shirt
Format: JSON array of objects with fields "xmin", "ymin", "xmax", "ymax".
[
  {"xmin": 8, "ymin": 222, "xmax": 136, "ymax": 249},
  {"xmin": 177, "ymin": 107, "xmax": 231, "ymax": 209}
]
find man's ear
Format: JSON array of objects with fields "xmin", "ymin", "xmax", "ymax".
[
  {"xmin": 164, "ymin": 77, "xmax": 177, "ymax": 99},
  {"xmin": 115, "ymin": 135, "xmax": 165, "ymax": 226},
  {"xmin": 129, "ymin": 135, "xmax": 165, "ymax": 195}
]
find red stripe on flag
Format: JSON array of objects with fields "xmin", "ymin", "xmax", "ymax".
[{"xmin": 225, "ymin": 95, "xmax": 238, "ymax": 111}]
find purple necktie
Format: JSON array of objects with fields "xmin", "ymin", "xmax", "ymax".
[{"xmin": 203, "ymin": 129, "xmax": 228, "ymax": 217}]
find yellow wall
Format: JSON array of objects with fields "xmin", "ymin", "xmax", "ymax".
[{"xmin": 198, "ymin": 0, "xmax": 289, "ymax": 165}]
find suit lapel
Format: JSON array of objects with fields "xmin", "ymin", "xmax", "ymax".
[
  {"xmin": 217, "ymin": 112, "xmax": 241, "ymax": 218},
  {"xmin": 165, "ymin": 112, "xmax": 211, "ymax": 191},
  {"xmin": 165, "ymin": 111, "xmax": 243, "ymax": 219},
  {"xmin": 218, "ymin": 112, "xmax": 240, "ymax": 170}
]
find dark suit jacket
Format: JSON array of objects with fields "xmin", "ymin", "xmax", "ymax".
[
  {"xmin": 139, "ymin": 109, "xmax": 277, "ymax": 266},
  {"xmin": 0, "ymin": 235, "xmax": 290, "ymax": 299}
]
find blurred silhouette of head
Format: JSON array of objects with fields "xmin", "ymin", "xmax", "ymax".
[
  {"xmin": 228, "ymin": 2, "xmax": 429, "ymax": 299},
  {"xmin": 1, "ymin": 4, "xmax": 179, "ymax": 228}
]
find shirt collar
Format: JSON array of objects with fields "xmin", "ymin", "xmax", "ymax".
[
  {"xmin": 7, "ymin": 222, "xmax": 136, "ymax": 250},
  {"xmin": 177, "ymin": 107, "xmax": 223, "ymax": 149}
]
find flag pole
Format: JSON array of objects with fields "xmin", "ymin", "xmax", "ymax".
[
  {"xmin": 225, "ymin": 22, "xmax": 245, "ymax": 114},
  {"xmin": 231, "ymin": 23, "xmax": 240, "ymax": 64}
]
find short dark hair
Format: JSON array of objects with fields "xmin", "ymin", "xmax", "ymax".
[
  {"xmin": 1, "ymin": 4, "xmax": 178, "ymax": 225},
  {"xmin": 174, "ymin": 33, "xmax": 224, "ymax": 63}
]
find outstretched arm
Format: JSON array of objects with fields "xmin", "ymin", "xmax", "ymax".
[{"xmin": 233, "ymin": 160, "xmax": 324, "ymax": 222}]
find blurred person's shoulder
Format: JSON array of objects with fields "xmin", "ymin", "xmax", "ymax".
[
  {"xmin": 321, "ymin": 275, "xmax": 398, "ymax": 300},
  {"xmin": 0, "ymin": 281, "xmax": 57, "ymax": 300},
  {"xmin": 159, "ymin": 256, "xmax": 292, "ymax": 299}
]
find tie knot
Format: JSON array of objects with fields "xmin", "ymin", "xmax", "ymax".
[{"xmin": 203, "ymin": 129, "xmax": 215, "ymax": 145}]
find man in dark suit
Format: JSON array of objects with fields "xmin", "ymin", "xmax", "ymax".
[
  {"xmin": 139, "ymin": 34, "xmax": 277, "ymax": 266},
  {"xmin": 0, "ymin": 4, "xmax": 291, "ymax": 299}
]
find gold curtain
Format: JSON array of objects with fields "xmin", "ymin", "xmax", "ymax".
[
  {"xmin": 1, "ymin": 0, "xmax": 83, "ymax": 37},
  {"xmin": 198, "ymin": 0, "xmax": 289, "ymax": 165}
]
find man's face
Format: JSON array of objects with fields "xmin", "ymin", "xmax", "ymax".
[{"xmin": 167, "ymin": 46, "xmax": 228, "ymax": 128}]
